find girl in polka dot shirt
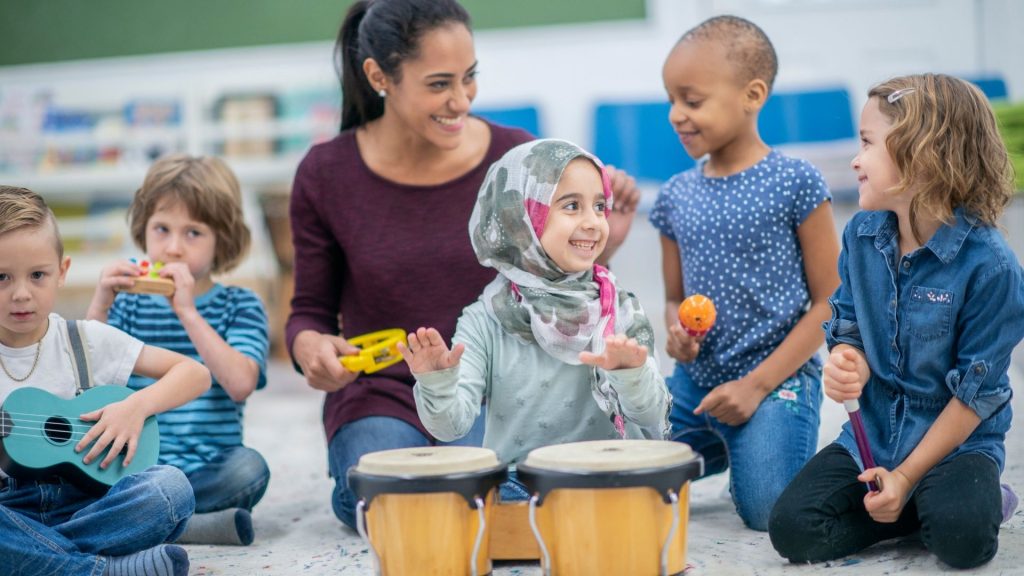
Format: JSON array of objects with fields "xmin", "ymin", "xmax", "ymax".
[{"xmin": 651, "ymin": 15, "xmax": 841, "ymax": 531}]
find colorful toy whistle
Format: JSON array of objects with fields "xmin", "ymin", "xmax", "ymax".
[{"xmin": 116, "ymin": 258, "xmax": 175, "ymax": 296}]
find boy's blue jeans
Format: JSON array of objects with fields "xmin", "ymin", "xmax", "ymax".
[
  {"xmin": 669, "ymin": 363, "xmax": 821, "ymax": 531},
  {"xmin": 0, "ymin": 465, "xmax": 194, "ymax": 576},
  {"xmin": 328, "ymin": 410, "xmax": 486, "ymax": 529},
  {"xmin": 185, "ymin": 445, "xmax": 270, "ymax": 513}
]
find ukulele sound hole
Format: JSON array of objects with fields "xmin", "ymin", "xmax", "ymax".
[{"xmin": 44, "ymin": 417, "xmax": 73, "ymax": 445}]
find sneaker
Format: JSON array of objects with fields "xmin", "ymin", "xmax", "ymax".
[{"xmin": 1002, "ymin": 483, "xmax": 1019, "ymax": 524}]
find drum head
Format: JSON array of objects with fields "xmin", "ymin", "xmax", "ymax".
[
  {"xmin": 523, "ymin": 439, "xmax": 696, "ymax": 473},
  {"xmin": 356, "ymin": 446, "xmax": 500, "ymax": 477}
]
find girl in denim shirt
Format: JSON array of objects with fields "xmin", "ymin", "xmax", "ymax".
[{"xmin": 770, "ymin": 73, "xmax": 1024, "ymax": 569}]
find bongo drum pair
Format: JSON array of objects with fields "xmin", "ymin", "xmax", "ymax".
[
  {"xmin": 348, "ymin": 446, "xmax": 506, "ymax": 576},
  {"xmin": 350, "ymin": 440, "xmax": 701, "ymax": 576},
  {"xmin": 518, "ymin": 440, "xmax": 703, "ymax": 576}
]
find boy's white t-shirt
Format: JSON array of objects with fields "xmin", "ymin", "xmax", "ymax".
[{"xmin": 0, "ymin": 313, "xmax": 143, "ymax": 478}]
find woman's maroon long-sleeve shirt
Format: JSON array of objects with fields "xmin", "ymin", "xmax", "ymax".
[{"xmin": 286, "ymin": 122, "xmax": 532, "ymax": 441}]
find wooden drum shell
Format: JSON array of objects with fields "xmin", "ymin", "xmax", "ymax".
[
  {"xmin": 532, "ymin": 483, "xmax": 691, "ymax": 576},
  {"xmin": 518, "ymin": 440, "xmax": 703, "ymax": 576},
  {"xmin": 366, "ymin": 490, "xmax": 497, "ymax": 576},
  {"xmin": 349, "ymin": 446, "xmax": 506, "ymax": 576}
]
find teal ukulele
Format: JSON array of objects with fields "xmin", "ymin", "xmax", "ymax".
[{"xmin": 0, "ymin": 386, "xmax": 160, "ymax": 493}]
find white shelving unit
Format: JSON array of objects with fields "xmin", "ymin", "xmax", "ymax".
[
  {"xmin": 0, "ymin": 116, "xmax": 337, "ymax": 325},
  {"xmin": 0, "ymin": 45, "xmax": 342, "ymax": 340},
  {"xmin": 1, "ymin": 115, "xmax": 315, "ymax": 289}
]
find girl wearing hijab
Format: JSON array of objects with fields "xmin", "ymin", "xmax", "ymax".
[{"xmin": 400, "ymin": 139, "xmax": 670, "ymax": 498}]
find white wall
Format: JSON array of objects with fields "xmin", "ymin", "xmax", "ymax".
[
  {"xmin": 475, "ymin": 0, "xmax": 1018, "ymax": 145},
  {"xmin": 980, "ymin": 0, "xmax": 1024, "ymax": 97},
  {"xmin": 1, "ymin": 0, "xmax": 1018, "ymax": 157},
  {"xmin": 2, "ymin": 0, "xmax": 1020, "ymax": 349}
]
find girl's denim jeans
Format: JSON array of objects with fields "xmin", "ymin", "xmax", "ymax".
[{"xmin": 668, "ymin": 362, "xmax": 822, "ymax": 531}]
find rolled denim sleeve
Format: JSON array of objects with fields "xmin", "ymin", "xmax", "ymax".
[
  {"xmin": 824, "ymin": 226, "xmax": 864, "ymax": 351},
  {"xmin": 943, "ymin": 263, "xmax": 1024, "ymax": 420}
]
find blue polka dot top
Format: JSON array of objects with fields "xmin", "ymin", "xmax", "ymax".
[{"xmin": 649, "ymin": 150, "xmax": 831, "ymax": 388}]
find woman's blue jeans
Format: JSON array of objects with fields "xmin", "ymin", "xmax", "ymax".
[{"xmin": 328, "ymin": 410, "xmax": 486, "ymax": 529}]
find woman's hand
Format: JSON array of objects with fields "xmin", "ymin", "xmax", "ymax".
[
  {"xmin": 398, "ymin": 327, "xmax": 464, "ymax": 375},
  {"xmin": 293, "ymin": 330, "xmax": 360, "ymax": 392},
  {"xmin": 600, "ymin": 166, "xmax": 640, "ymax": 263}
]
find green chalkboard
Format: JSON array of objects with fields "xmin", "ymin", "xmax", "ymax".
[{"xmin": 0, "ymin": 0, "xmax": 645, "ymax": 67}]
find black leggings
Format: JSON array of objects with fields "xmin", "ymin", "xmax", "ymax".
[{"xmin": 768, "ymin": 443, "xmax": 1001, "ymax": 569}]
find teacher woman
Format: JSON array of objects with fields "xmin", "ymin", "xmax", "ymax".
[{"xmin": 286, "ymin": 0, "xmax": 640, "ymax": 529}]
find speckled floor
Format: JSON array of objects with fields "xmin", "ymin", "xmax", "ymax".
[
  {"xmin": 182, "ymin": 356, "xmax": 1024, "ymax": 576},
  {"xmin": 186, "ymin": 202, "xmax": 1024, "ymax": 575}
]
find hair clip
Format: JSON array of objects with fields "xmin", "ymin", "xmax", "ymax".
[{"xmin": 887, "ymin": 88, "xmax": 916, "ymax": 104}]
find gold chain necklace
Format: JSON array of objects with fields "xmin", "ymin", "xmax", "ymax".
[{"xmin": 0, "ymin": 338, "xmax": 43, "ymax": 382}]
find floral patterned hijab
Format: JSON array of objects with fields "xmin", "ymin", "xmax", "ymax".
[{"xmin": 469, "ymin": 139, "xmax": 654, "ymax": 433}]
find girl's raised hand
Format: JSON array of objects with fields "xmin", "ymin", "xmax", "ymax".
[
  {"xmin": 823, "ymin": 345, "xmax": 871, "ymax": 403},
  {"xmin": 398, "ymin": 327, "xmax": 464, "ymax": 375},
  {"xmin": 580, "ymin": 334, "xmax": 648, "ymax": 370}
]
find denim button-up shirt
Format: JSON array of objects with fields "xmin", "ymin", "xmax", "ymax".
[{"xmin": 825, "ymin": 208, "xmax": 1024, "ymax": 472}]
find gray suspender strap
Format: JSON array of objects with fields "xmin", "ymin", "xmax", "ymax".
[{"xmin": 66, "ymin": 319, "xmax": 92, "ymax": 394}]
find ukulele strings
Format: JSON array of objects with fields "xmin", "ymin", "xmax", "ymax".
[
  {"xmin": 1, "ymin": 431, "xmax": 97, "ymax": 442},
  {"xmin": 2, "ymin": 410, "xmax": 102, "ymax": 441}
]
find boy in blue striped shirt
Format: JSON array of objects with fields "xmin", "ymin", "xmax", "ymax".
[{"xmin": 88, "ymin": 154, "xmax": 271, "ymax": 546}]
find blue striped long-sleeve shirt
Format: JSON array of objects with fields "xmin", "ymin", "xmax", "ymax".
[{"xmin": 108, "ymin": 284, "xmax": 269, "ymax": 473}]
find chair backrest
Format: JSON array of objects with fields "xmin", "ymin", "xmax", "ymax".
[
  {"xmin": 474, "ymin": 105, "xmax": 542, "ymax": 137},
  {"xmin": 592, "ymin": 86, "xmax": 857, "ymax": 184},
  {"xmin": 963, "ymin": 75, "xmax": 1009, "ymax": 101},
  {"xmin": 593, "ymin": 101, "xmax": 694, "ymax": 184},
  {"xmin": 758, "ymin": 87, "xmax": 856, "ymax": 146}
]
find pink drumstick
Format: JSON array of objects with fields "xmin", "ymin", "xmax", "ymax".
[{"xmin": 844, "ymin": 399, "xmax": 880, "ymax": 492}]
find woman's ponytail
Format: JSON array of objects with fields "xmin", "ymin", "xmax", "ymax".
[{"xmin": 336, "ymin": 1, "xmax": 382, "ymax": 131}]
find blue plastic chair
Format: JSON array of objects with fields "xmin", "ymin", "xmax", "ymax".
[
  {"xmin": 593, "ymin": 101, "xmax": 694, "ymax": 184},
  {"xmin": 758, "ymin": 87, "xmax": 856, "ymax": 146},
  {"xmin": 593, "ymin": 87, "xmax": 857, "ymax": 185},
  {"xmin": 474, "ymin": 105, "xmax": 542, "ymax": 137},
  {"xmin": 963, "ymin": 76, "xmax": 1009, "ymax": 101}
]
